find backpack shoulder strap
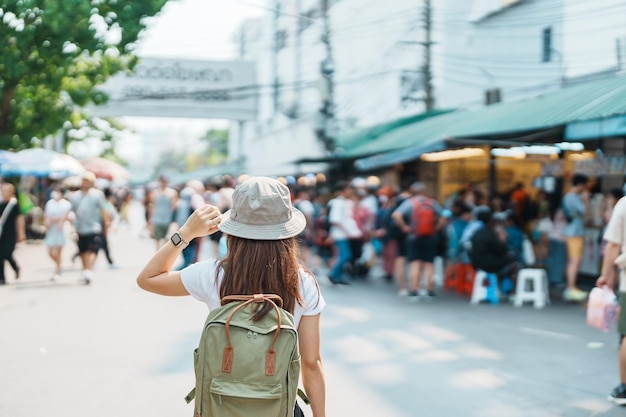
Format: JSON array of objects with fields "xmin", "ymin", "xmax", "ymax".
[
  {"xmin": 219, "ymin": 294, "xmax": 285, "ymax": 375},
  {"xmin": 221, "ymin": 293, "xmax": 284, "ymax": 308}
]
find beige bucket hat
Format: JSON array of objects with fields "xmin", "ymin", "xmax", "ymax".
[{"xmin": 218, "ymin": 176, "xmax": 306, "ymax": 240}]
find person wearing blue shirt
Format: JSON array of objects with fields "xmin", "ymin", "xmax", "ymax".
[{"xmin": 561, "ymin": 173, "xmax": 590, "ymax": 302}]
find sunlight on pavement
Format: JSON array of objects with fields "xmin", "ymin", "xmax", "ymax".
[
  {"xmin": 410, "ymin": 349, "xmax": 459, "ymax": 362},
  {"xmin": 474, "ymin": 405, "xmax": 527, "ymax": 417},
  {"xmin": 376, "ymin": 329, "xmax": 434, "ymax": 351},
  {"xmin": 359, "ymin": 363, "xmax": 406, "ymax": 385},
  {"xmin": 322, "ymin": 305, "xmax": 372, "ymax": 327},
  {"xmin": 450, "ymin": 369, "xmax": 506, "ymax": 389},
  {"xmin": 322, "ymin": 361, "xmax": 408, "ymax": 417},
  {"xmin": 412, "ymin": 323, "xmax": 464, "ymax": 342},
  {"xmin": 457, "ymin": 343, "xmax": 503, "ymax": 361},
  {"xmin": 331, "ymin": 335, "xmax": 389, "ymax": 363},
  {"xmin": 569, "ymin": 398, "xmax": 613, "ymax": 414}
]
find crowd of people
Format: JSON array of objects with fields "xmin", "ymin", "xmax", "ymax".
[
  {"xmin": 273, "ymin": 172, "xmax": 624, "ymax": 305},
  {"xmin": 0, "ymin": 170, "xmax": 621, "ymax": 303},
  {"xmin": 0, "ymin": 172, "xmax": 240, "ymax": 284},
  {"xmin": 0, "ymin": 171, "xmax": 130, "ymax": 284}
]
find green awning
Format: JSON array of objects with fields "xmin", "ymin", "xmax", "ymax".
[
  {"xmin": 566, "ymin": 114, "xmax": 626, "ymax": 140},
  {"xmin": 293, "ymin": 109, "xmax": 454, "ymax": 165},
  {"xmin": 336, "ymin": 109, "xmax": 455, "ymax": 156},
  {"xmin": 354, "ymin": 73, "xmax": 626, "ymax": 170}
]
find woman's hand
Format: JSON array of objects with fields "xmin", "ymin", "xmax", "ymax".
[{"xmin": 179, "ymin": 204, "xmax": 222, "ymax": 241}]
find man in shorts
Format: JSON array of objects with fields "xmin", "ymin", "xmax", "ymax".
[
  {"xmin": 597, "ymin": 194, "xmax": 626, "ymax": 405},
  {"xmin": 392, "ymin": 181, "xmax": 444, "ymax": 299},
  {"xmin": 70, "ymin": 171, "xmax": 110, "ymax": 284},
  {"xmin": 148, "ymin": 175, "xmax": 178, "ymax": 250},
  {"xmin": 562, "ymin": 173, "xmax": 590, "ymax": 302}
]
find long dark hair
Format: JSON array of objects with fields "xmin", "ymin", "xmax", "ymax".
[{"xmin": 217, "ymin": 235, "xmax": 308, "ymax": 320}]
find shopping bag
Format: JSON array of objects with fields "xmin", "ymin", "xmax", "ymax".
[{"xmin": 586, "ymin": 286, "xmax": 618, "ymax": 332}]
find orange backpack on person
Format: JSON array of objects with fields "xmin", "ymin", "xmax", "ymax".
[{"xmin": 411, "ymin": 196, "xmax": 437, "ymax": 237}]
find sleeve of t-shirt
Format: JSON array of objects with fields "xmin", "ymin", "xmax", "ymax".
[
  {"xmin": 300, "ymin": 271, "xmax": 326, "ymax": 316},
  {"xmin": 180, "ymin": 260, "xmax": 219, "ymax": 303},
  {"xmin": 63, "ymin": 199, "xmax": 72, "ymax": 213},
  {"xmin": 98, "ymin": 191, "xmax": 107, "ymax": 210},
  {"xmin": 298, "ymin": 200, "xmax": 315, "ymax": 217},
  {"xmin": 574, "ymin": 195, "xmax": 585, "ymax": 214},
  {"xmin": 564, "ymin": 194, "xmax": 584, "ymax": 215},
  {"xmin": 328, "ymin": 199, "xmax": 341, "ymax": 224},
  {"xmin": 432, "ymin": 199, "xmax": 444, "ymax": 216},
  {"xmin": 11, "ymin": 202, "xmax": 20, "ymax": 218},
  {"xmin": 604, "ymin": 197, "xmax": 626, "ymax": 245},
  {"xmin": 393, "ymin": 199, "xmax": 412, "ymax": 219}
]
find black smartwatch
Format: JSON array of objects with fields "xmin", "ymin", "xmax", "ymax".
[{"xmin": 170, "ymin": 231, "xmax": 188, "ymax": 247}]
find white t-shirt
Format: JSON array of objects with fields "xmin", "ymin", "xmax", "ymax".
[
  {"xmin": 180, "ymin": 259, "xmax": 325, "ymax": 327},
  {"xmin": 328, "ymin": 197, "xmax": 362, "ymax": 240},
  {"xmin": 44, "ymin": 198, "xmax": 72, "ymax": 221},
  {"xmin": 603, "ymin": 196, "xmax": 626, "ymax": 292},
  {"xmin": 295, "ymin": 199, "xmax": 315, "ymax": 218}
]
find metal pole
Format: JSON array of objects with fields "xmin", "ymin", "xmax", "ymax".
[
  {"xmin": 295, "ymin": 0, "xmax": 302, "ymax": 115},
  {"xmin": 422, "ymin": 0, "xmax": 434, "ymax": 111},
  {"xmin": 320, "ymin": 0, "xmax": 335, "ymax": 152}
]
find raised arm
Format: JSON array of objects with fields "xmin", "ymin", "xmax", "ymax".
[{"xmin": 137, "ymin": 204, "xmax": 222, "ymax": 296}]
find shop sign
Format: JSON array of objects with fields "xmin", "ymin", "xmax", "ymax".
[
  {"xmin": 575, "ymin": 155, "xmax": 626, "ymax": 176},
  {"xmin": 541, "ymin": 160, "xmax": 564, "ymax": 176},
  {"xmin": 92, "ymin": 58, "xmax": 257, "ymax": 120}
]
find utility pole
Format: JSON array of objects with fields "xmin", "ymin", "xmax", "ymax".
[
  {"xmin": 422, "ymin": 0, "xmax": 434, "ymax": 111},
  {"xmin": 400, "ymin": 0, "xmax": 428, "ymax": 111},
  {"xmin": 272, "ymin": 0, "xmax": 281, "ymax": 115},
  {"xmin": 237, "ymin": 27, "xmax": 246, "ymax": 175},
  {"xmin": 294, "ymin": 0, "xmax": 302, "ymax": 116},
  {"xmin": 317, "ymin": 0, "xmax": 336, "ymax": 153}
]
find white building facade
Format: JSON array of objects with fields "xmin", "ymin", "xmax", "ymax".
[
  {"xmin": 435, "ymin": 0, "xmax": 626, "ymax": 109},
  {"xmin": 232, "ymin": 0, "xmax": 626, "ymax": 177}
]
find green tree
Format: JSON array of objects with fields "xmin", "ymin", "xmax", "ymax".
[
  {"xmin": 200, "ymin": 127, "xmax": 229, "ymax": 165},
  {"xmin": 0, "ymin": 0, "xmax": 169, "ymax": 150},
  {"xmin": 153, "ymin": 149, "xmax": 187, "ymax": 177},
  {"xmin": 151, "ymin": 128, "xmax": 229, "ymax": 178}
]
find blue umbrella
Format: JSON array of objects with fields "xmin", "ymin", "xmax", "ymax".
[
  {"xmin": 0, "ymin": 148, "xmax": 84, "ymax": 179},
  {"xmin": 0, "ymin": 150, "xmax": 17, "ymax": 165}
]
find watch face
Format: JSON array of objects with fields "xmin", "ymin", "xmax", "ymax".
[{"xmin": 171, "ymin": 232, "xmax": 182, "ymax": 246}]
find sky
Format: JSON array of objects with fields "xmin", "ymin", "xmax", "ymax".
[
  {"xmin": 136, "ymin": 0, "xmax": 264, "ymax": 60},
  {"xmin": 108, "ymin": 0, "xmax": 264, "ymax": 167}
]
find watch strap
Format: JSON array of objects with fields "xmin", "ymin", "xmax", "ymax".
[{"xmin": 171, "ymin": 231, "xmax": 189, "ymax": 247}]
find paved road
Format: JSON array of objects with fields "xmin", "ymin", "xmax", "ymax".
[{"xmin": 0, "ymin": 203, "xmax": 624, "ymax": 417}]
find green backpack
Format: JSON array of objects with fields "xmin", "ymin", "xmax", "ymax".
[{"xmin": 185, "ymin": 294, "xmax": 308, "ymax": 417}]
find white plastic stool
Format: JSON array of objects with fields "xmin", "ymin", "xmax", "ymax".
[
  {"xmin": 470, "ymin": 270, "xmax": 500, "ymax": 305},
  {"xmin": 514, "ymin": 268, "xmax": 550, "ymax": 308}
]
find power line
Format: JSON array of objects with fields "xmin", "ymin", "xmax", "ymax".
[
  {"xmin": 143, "ymin": 1, "xmax": 625, "ymax": 54},
  {"xmin": 434, "ymin": 0, "xmax": 593, "ymax": 18},
  {"xmin": 433, "ymin": 20, "xmax": 626, "ymax": 39},
  {"xmin": 432, "ymin": 2, "xmax": 626, "ymax": 28}
]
